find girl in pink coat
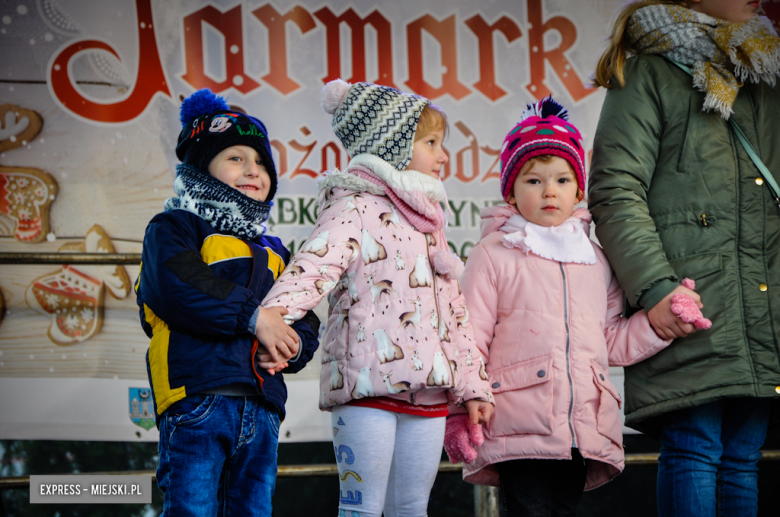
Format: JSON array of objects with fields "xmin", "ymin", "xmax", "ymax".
[
  {"xmin": 260, "ymin": 80, "xmax": 493, "ymax": 517},
  {"xmin": 449, "ymin": 97, "xmax": 673, "ymax": 516}
]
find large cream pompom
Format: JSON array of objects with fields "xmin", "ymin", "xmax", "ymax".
[{"xmin": 321, "ymin": 79, "xmax": 351, "ymax": 115}]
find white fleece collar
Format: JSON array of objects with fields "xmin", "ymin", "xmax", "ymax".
[
  {"xmin": 500, "ymin": 213, "xmax": 596, "ymax": 264},
  {"xmin": 347, "ymin": 154, "xmax": 446, "ymax": 203}
]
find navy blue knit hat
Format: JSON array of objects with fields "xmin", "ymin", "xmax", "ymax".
[{"xmin": 175, "ymin": 89, "xmax": 278, "ymax": 201}]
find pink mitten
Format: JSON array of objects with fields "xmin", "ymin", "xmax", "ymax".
[
  {"xmin": 444, "ymin": 414, "xmax": 485, "ymax": 465},
  {"xmin": 670, "ymin": 278, "xmax": 712, "ymax": 330}
]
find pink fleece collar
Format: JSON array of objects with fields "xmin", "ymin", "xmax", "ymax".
[{"xmin": 349, "ymin": 165, "xmax": 444, "ymax": 234}]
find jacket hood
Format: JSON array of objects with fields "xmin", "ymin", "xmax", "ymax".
[{"xmin": 479, "ymin": 205, "xmax": 592, "ymax": 239}]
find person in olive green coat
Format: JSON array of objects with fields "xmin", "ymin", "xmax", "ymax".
[{"xmin": 589, "ymin": 0, "xmax": 780, "ymax": 515}]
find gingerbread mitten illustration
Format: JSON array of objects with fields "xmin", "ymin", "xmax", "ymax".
[
  {"xmin": 0, "ymin": 104, "xmax": 58, "ymax": 243},
  {"xmin": 26, "ymin": 225, "xmax": 131, "ymax": 345}
]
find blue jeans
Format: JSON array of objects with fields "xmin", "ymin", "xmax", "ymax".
[
  {"xmin": 157, "ymin": 394, "xmax": 280, "ymax": 517},
  {"xmin": 656, "ymin": 397, "xmax": 771, "ymax": 517}
]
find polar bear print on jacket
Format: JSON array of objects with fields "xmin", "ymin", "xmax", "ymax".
[
  {"xmin": 361, "ymin": 229, "xmax": 387, "ymax": 265},
  {"xmin": 427, "ymin": 351, "xmax": 450, "ymax": 386},
  {"xmin": 351, "ymin": 366, "xmax": 375, "ymax": 399},
  {"xmin": 378, "ymin": 206, "xmax": 408, "ymax": 240},
  {"xmin": 301, "ymin": 231, "xmax": 330, "ymax": 257},
  {"xmin": 347, "ymin": 271, "xmax": 360, "ymax": 304},
  {"xmin": 409, "ymin": 254, "xmax": 432, "ymax": 288},
  {"xmin": 374, "ymin": 329, "xmax": 404, "ymax": 363},
  {"xmin": 330, "ymin": 358, "xmax": 344, "ymax": 390},
  {"xmin": 315, "ymin": 278, "xmax": 337, "ymax": 294},
  {"xmin": 343, "ymin": 238, "xmax": 361, "ymax": 264}
]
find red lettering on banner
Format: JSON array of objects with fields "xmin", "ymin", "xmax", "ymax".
[
  {"xmin": 252, "ymin": 5, "xmax": 317, "ymax": 95},
  {"xmin": 181, "ymin": 5, "xmax": 259, "ymax": 94},
  {"xmin": 48, "ymin": 0, "xmax": 170, "ymax": 123},
  {"xmin": 321, "ymin": 142, "xmax": 343, "ymax": 172},
  {"xmin": 454, "ymin": 122, "xmax": 479, "ymax": 183},
  {"xmin": 314, "ymin": 7, "xmax": 396, "ymax": 87},
  {"xmin": 271, "ymin": 140, "xmax": 288, "ymax": 177},
  {"xmin": 464, "ymin": 15, "xmax": 522, "ymax": 101},
  {"xmin": 481, "ymin": 144, "xmax": 501, "ymax": 182},
  {"xmin": 406, "ymin": 15, "xmax": 470, "ymax": 100},
  {"xmin": 288, "ymin": 139, "xmax": 319, "ymax": 178},
  {"xmin": 525, "ymin": 0, "xmax": 594, "ymax": 101}
]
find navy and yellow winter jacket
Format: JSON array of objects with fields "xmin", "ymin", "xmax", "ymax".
[{"xmin": 136, "ymin": 209, "xmax": 319, "ymax": 420}]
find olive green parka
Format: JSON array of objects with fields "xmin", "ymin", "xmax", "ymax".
[{"xmin": 588, "ymin": 54, "xmax": 780, "ymax": 435}]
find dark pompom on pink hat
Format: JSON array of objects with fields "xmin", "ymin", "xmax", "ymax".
[{"xmin": 499, "ymin": 96, "xmax": 586, "ymax": 202}]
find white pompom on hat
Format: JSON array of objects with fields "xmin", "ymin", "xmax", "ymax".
[
  {"xmin": 321, "ymin": 79, "xmax": 351, "ymax": 115},
  {"xmin": 322, "ymin": 79, "xmax": 430, "ymax": 171}
]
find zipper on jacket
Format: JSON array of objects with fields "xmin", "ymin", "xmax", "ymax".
[
  {"xmin": 559, "ymin": 262, "xmax": 577, "ymax": 449},
  {"xmin": 426, "ymin": 235, "xmax": 441, "ymax": 331}
]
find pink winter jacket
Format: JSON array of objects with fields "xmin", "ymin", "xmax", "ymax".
[
  {"xmin": 263, "ymin": 155, "xmax": 491, "ymax": 411},
  {"xmin": 460, "ymin": 204, "xmax": 671, "ymax": 490}
]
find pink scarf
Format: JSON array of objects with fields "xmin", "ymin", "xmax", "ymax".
[{"xmin": 349, "ymin": 165, "xmax": 444, "ymax": 234}]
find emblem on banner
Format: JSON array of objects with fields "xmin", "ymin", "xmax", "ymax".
[{"xmin": 128, "ymin": 388, "xmax": 155, "ymax": 431}]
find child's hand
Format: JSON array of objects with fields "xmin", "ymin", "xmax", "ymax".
[
  {"xmin": 465, "ymin": 399, "xmax": 494, "ymax": 425},
  {"xmin": 444, "ymin": 414, "xmax": 484, "ymax": 464},
  {"xmin": 254, "ymin": 306, "xmax": 300, "ymax": 364},
  {"xmin": 254, "ymin": 344, "xmax": 289, "ymax": 376},
  {"xmin": 648, "ymin": 285, "xmax": 703, "ymax": 340}
]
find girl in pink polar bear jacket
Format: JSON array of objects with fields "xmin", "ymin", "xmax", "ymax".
[
  {"xmin": 451, "ymin": 97, "xmax": 673, "ymax": 516},
  {"xmin": 261, "ymin": 80, "xmax": 493, "ymax": 517}
]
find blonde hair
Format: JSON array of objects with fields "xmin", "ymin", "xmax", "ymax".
[
  {"xmin": 593, "ymin": 0, "xmax": 688, "ymax": 88},
  {"xmin": 519, "ymin": 155, "xmax": 585, "ymax": 201},
  {"xmin": 415, "ymin": 104, "xmax": 449, "ymax": 140}
]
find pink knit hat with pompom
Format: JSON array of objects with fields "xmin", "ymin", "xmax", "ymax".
[{"xmin": 499, "ymin": 96, "xmax": 586, "ymax": 202}]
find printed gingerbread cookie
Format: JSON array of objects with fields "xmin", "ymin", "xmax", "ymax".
[
  {"xmin": 0, "ymin": 104, "xmax": 43, "ymax": 153},
  {"xmin": 0, "ymin": 166, "xmax": 58, "ymax": 243},
  {"xmin": 25, "ymin": 225, "xmax": 131, "ymax": 345}
]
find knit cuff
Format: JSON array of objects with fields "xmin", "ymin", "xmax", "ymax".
[
  {"xmin": 639, "ymin": 279, "xmax": 679, "ymax": 312},
  {"xmin": 239, "ymin": 299, "xmax": 262, "ymax": 335},
  {"xmin": 247, "ymin": 306, "xmax": 260, "ymax": 335}
]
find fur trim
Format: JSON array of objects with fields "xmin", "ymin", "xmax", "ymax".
[
  {"xmin": 321, "ymin": 79, "xmax": 352, "ymax": 115},
  {"xmin": 432, "ymin": 250, "xmax": 465, "ymax": 280},
  {"xmin": 316, "ymin": 169, "xmax": 386, "ymax": 197},
  {"xmin": 348, "ymin": 154, "xmax": 445, "ymax": 203}
]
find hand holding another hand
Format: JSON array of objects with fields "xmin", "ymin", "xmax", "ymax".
[
  {"xmin": 254, "ymin": 306, "xmax": 299, "ymax": 373},
  {"xmin": 648, "ymin": 284, "xmax": 703, "ymax": 340}
]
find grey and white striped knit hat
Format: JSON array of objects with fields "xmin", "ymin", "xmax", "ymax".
[{"xmin": 321, "ymin": 80, "xmax": 430, "ymax": 171}]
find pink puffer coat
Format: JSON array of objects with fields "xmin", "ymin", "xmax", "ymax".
[
  {"xmin": 263, "ymin": 155, "xmax": 491, "ymax": 411},
  {"xmin": 460, "ymin": 204, "xmax": 670, "ymax": 490}
]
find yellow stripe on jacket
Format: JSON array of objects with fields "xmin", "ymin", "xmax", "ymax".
[
  {"xmin": 265, "ymin": 247, "xmax": 285, "ymax": 280},
  {"xmin": 200, "ymin": 234, "xmax": 252, "ymax": 265},
  {"xmin": 144, "ymin": 304, "xmax": 186, "ymax": 415}
]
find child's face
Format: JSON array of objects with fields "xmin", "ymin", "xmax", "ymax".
[
  {"xmin": 208, "ymin": 145, "xmax": 271, "ymax": 201},
  {"xmin": 406, "ymin": 128, "xmax": 448, "ymax": 179},
  {"xmin": 508, "ymin": 157, "xmax": 579, "ymax": 227},
  {"xmin": 687, "ymin": 0, "xmax": 761, "ymax": 22}
]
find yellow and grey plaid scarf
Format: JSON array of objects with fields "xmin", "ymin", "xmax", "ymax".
[{"xmin": 628, "ymin": 5, "xmax": 780, "ymax": 118}]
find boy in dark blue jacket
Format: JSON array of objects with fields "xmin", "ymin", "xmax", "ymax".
[{"xmin": 136, "ymin": 90, "xmax": 319, "ymax": 517}]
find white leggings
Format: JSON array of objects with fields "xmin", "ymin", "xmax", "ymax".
[{"xmin": 331, "ymin": 404, "xmax": 446, "ymax": 517}]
